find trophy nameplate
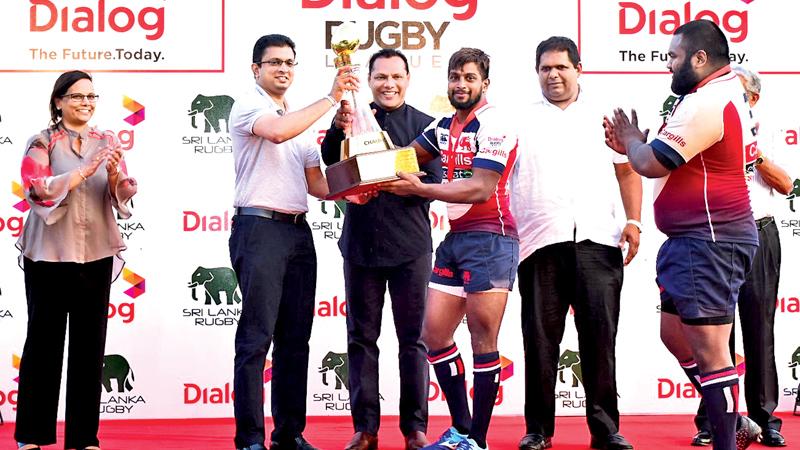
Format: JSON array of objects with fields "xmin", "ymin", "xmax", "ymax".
[{"xmin": 325, "ymin": 147, "xmax": 423, "ymax": 199}]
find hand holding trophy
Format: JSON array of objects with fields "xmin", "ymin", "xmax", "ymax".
[
  {"xmin": 325, "ymin": 22, "xmax": 422, "ymax": 199},
  {"xmin": 330, "ymin": 22, "xmax": 392, "ymax": 157}
]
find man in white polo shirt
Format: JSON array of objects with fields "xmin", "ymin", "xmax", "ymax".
[
  {"xmin": 512, "ymin": 36, "xmax": 642, "ymax": 450},
  {"xmin": 228, "ymin": 34, "xmax": 356, "ymax": 450}
]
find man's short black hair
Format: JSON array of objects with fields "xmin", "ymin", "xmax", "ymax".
[
  {"xmin": 674, "ymin": 20, "xmax": 730, "ymax": 66},
  {"xmin": 535, "ymin": 36, "xmax": 580, "ymax": 71},
  {"xmin": 252, "ymin": 34, "xmax": 296, "ymax": 63},
  {"xmin": 448, "ymin": 48, "xmax": 490, "ymax": 79},
  {"xmin": 368, "ymin": 49, "xmax": 410, "ymax": 75}
]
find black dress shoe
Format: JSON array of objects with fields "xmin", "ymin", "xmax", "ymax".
[
  {"xmin": 691, "ymin": 430, "xmax": 712, "ymax": 446},
  {"xmin": 270, "ymin": 435, "xmax": 319, "ymax": 450},
  {"xmin": 404, "ymin": 430, "xmax": 428, "ymax": 450},
  {"xmin": 590, "ymin": 433, "xmax": 634, "ymax": 450},
  {"xmin": 761, "ymin": 429, "xmax": 787, "ymax": 447},
  {"xmin": 344, "ymin": 431, "xmax": 378, "ymax": 450},
  {"xmin": 518, "ymin": 433, "xmax": 552, "ymax": 450}
]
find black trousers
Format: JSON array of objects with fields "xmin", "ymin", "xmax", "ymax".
[
  {"xmin": 15, "ymin": 257, "xmax": 113, "ymax": 449},
  {"xmin": 696, "ymin": 219, "xmax": 783, "ymax": 432},
  {"xmin": 519, "ymin": 241, "xmax": 623, "ymax": 438},
  {"xmin": 344, "ymin": 254, "xmax": 430, "ymax": 436},
  {"xmin": 230, "ymin": 216, "xmax": 317, "ymax": 448}
]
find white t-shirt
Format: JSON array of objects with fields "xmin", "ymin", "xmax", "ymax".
[
  {"xmin": 230, "ymin": 84, "xmax": 320, "ymax": 213},
  {"xmin": 511, "ymin": 89, "xmax": 628, "ymax": 260}
]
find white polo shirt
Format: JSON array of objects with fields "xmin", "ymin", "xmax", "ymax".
[
  {"xmin": 511, "ymin": 89, "xmax": 628, "ymax": 260},
  {"xmin": 230, "ymin": 83, "xmax": 320, "ymax": 213}
]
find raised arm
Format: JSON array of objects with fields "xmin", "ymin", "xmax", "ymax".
[{"xmin": 253, "ymin": 66, "xmax": 358, "ymax": 144}]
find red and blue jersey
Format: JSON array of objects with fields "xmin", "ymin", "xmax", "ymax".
[
  {"xmin": 651, "ymin": 66, "xmax": 758, "ymax": 245},
  {"xmin": 415, "ymin": 102, "xmax": 518, "ymax": 237}
]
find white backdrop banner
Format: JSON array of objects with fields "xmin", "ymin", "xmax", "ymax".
[{"xmin": 0, "ymin": 0, "xmax": 798, "ymax": 420}]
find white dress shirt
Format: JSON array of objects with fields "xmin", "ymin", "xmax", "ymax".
[{"xmin": 512, "ymin": 89, "xmax": 629, "ymax": 260}]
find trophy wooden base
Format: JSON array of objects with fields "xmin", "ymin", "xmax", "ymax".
[{"xmin": 325, "ymin": 147, "xmax": 422, "ymax": 200}]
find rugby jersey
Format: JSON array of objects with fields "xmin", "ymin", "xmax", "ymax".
[
  {"xmin": 651, "ymin": 65, "xmax": 758, "ymax": 245},
  {"xmin": 415, "ymin": 102, "xmax": 518, "ymax": 237}
]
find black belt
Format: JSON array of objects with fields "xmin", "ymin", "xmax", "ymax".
[
  {"xmin": 755, "ymin": 216, "xmax": 774, "ymax": 230},
  {"xmin": 236, "ymin": 206, "xmax": 306, "ymax": 225}
]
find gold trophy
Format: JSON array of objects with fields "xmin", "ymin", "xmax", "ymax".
[{"xmin": 325, "ymin": 22, "xmax": 422, "ymax": 199}]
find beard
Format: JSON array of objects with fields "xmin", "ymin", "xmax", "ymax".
[
  {"xmin": 670, "ymin": 59, "xmax": 701, "ymax": 96},
  {"xmin": 448, "ymin": 89, "xmax": 482, "ymax": 111}
]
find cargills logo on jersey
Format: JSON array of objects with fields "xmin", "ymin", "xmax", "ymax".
[
  {"xmin": 578, "ymin": 0, "xmax": 766, "ymax": 74},
  {"xmin": 302, "ymin": 0, "xmax": 478, "ymax": 70},
  {"xmin": 1, "ymin": 0, "xmax": 224, "ymax": 72}
]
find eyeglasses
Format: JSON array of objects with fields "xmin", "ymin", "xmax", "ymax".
[
  {"xmin": 62, "ymin": 93, "xmax": 100, "ymax": 103},
  {"xmin": 257, "ymin": 58, "xmax": 298, "ymax": 68}
]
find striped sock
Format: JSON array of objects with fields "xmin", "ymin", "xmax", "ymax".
[
  {"xmin": 429, "ymin": 344, "xmax": 470, "ymax": 434},
  {"xmin": 469, "ymin": 352, "xmax": 501, "ymax": 449},
  {"xmin": 699, "ymin": 366, "xmax": 739, "ymax": 450},
  {"xmin": 679, "ymin": 358, "xmax": 702, "ymax": 391}
]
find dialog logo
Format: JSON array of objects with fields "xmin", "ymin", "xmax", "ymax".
[
  {"xmin": 0, "ymin": 354, "xmax": 20, "ymax": 412},
  {"xmin": 123, "ymin": 96, "xmax": 145, "ymax": 126},
  {"xmin": 6, "ymin": 0, "xmax": 224, "ymax": 72}
]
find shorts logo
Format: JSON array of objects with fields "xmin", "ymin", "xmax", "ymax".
[
  {"xmin": 123, "ymin": 96, "xmax": 145, "ymax": 126},
  {"xmin": 558, "ymin": 349, "xmax": 583, "ymax": 387},
  {"xmin": 188, "ymin": 94, "xmax": 234, "ymax": 133},
  {"xmin": 188, "ymin": 266, "xmax": 241, "ymax": 305},
  {"xmin": 319, "ymin": 351, "xmax": 349, "ymax": 391},
  {"xmin": 123, "ymin": 268, "xmax": 146, "ymax": 299}
]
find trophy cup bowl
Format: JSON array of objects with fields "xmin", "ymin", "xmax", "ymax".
[{"xmin": 325, "ymin": 22, "xmax": 422, "ymax": 199}]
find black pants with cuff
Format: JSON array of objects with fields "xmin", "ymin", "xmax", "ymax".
[{"xmin": 15, "ymin": 257, "xmax": 113, "ymax": 449}]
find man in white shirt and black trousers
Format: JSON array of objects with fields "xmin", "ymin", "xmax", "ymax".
[
  {"xmin": 512, "ymin": 36, "xmax": 642, "ymax": 450},
  {"xmin": 228, "ymin": 33, "xmax": 356, "ymax": 450}
]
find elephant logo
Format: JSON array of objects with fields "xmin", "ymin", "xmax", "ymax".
[
  {"xmin": 660, "ymin": 94, "xmax": 678, "ymax": 119},
  {"xmin": 102, "ymin": 354, "xmax": 135, "ymax": 393},
  {"xmin": 787, "ymin": 179, "xmax": 800, "ymax": 213},
  {"xmin": 790, "ymin": 346, "xmax": 800, "ymax": 381},
  {"xmin": 558, "ymin": 349, "xmax": 583, "ymax": 388},
  {"xmin": 188, "ymin": 94, "xmax": 234, "ymax": 133},
  {"xmin": 319, "ymin": 351, "xmax": 349, "ymax": 391},
  {"xmin": 188, "ymin": 266, "xmax": 242, "ymax": 305},
  {"xmin": 319, "ymin": 199, "xmax": 347, "ymax": 219}
]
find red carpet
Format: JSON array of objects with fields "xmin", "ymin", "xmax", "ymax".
[{"xmin": 1, "ymin": 414, "xmax": 797, "ymax": 449}]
